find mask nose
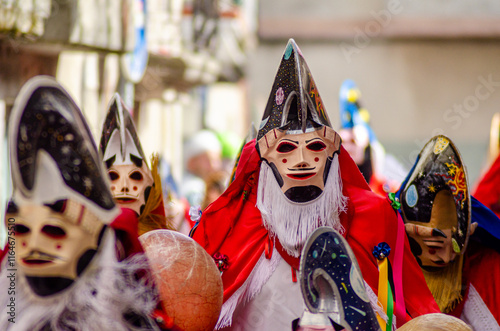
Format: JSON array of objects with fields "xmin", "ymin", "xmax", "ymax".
[
  {"xmin": 438, "ymin": 245, "xmax": 456, "ymax": 264},
  {"xmin": 120, "ymin": 175, "xmax": 131, "ymax": 193},
  {"xmin": 295, "ymin": 146, "xmax": 310, "ymax": 168},
  {"xmin": 25, "ymin": 230, "xmax": 44, "ymax": 252}
]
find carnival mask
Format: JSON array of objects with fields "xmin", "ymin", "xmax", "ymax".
[
  {"xmin": 9, "ymin": 201, "xmax": 104, "ymax": 296},
  {"xmin": 404, "ymin": 190, "xmax": 458, "ymax": 269},
  {"xmin": 7, "ymin": 76, "xmax": 118, "ymax": 297},
  {"xmin": 108, "ymin": 162, "xmax": 153, "ymax": 214},
  {"xmin": 100, "ymin": 94, "xmax": 153, "ymax": 216},
  {"xmin": 398, "ymin": 135, "xmax": 472, "ymax": 270},
  {"xmin": 256, "ymin": 39, "xmax": 341, "ymax": 203},
  {"xmin": 258, "ymin": 126, "xmax": 340, "ymax": 202}
]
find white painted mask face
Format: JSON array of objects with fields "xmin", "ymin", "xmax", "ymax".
[
  {"xmin": 10, "ymin": 202, "xmax": 104, "ymax": 296},
  {"xmin": 108, "ymin": 163, "xmax": 153, "ymax": 215},
  {"xmin": 258, "ymin": 126, "xmax": 341, "ymax": 202}
]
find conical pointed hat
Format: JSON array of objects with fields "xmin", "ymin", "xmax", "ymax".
[
  {"xmin": 398, "ymin": 135, "xmax": 471, "ymax": 254},
  {"xmin": 9, "ymin": 76, "xmax": 118, "ymax": 223},
  {"xmin": 257, "ymin": 39, "xmax": 332, "ymax": 142},
  {"xmin": 99, "ymin": 93, "xmax": 147, "ymax": 168}
]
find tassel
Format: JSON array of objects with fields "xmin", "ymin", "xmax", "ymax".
[{"xmin": 373, "ymin": 242, "xmax": 393, "ymax": 331}]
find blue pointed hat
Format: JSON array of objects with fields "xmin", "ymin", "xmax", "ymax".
[{"xmin": 338, "ymin": 79, "xmax": 377, "ymax": 145}]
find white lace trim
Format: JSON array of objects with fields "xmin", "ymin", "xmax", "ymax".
[{"xmin": 461, "ymin": 283, "xmax": 500, "ymax": 331}]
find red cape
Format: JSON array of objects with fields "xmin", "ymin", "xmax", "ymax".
[
  {"xmin": 473, "ymin": 153, "xmax": 500, "ymax": 218},
  {"xmin": 191, "ymin": 140, "xmax": 439, "ymax": 323},
  {"xmin": 450, "ymin": 241, "xmax": 500, "ymax": 323}
]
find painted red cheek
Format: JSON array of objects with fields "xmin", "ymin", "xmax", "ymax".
[
  {"xmin": 428, "ymin": 248, "xmax": 436, "ymax": 255},
  {"xmin": 133, "ymin": 186, "xmax": 138, "ymax": 191},
  {"xmin": 56, "ymin": 244, "xmax": 62, "ymax": 250},
  {"xmin": 111, "ymin": 186, "xmax": 115, "ymax": 191},
  {"xmin": 22, "ymin": 242, "xmax": 26, "ymax": 247},
  {"xmin": 282, "ymin": 159, "xmax": 287, "ymax": 163},
  {"xmin": 315, "ymin": 157, "xmax": 319, "ymax": 162}
]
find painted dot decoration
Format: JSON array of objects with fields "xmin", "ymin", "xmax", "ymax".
[
  {"xmin": 405, "ymin": 184, "xmax": 418, "ymax": 208},
  {"xmin": 301, "ymin": 229, "xmax": 380, "ymax": 331},
  {"xmin": 276, "ymin": 87, "xmax": 285, "ymax": 105}
]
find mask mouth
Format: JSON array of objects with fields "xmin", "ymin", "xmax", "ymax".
[
  {"xmin": 114, "ymin": 194, "xmax": 139, "ymax": 203},
  {"xmin": 422, "ymin": 265, "xmax": 447, "ymax": 272},
  {"xmin": 286, "ymin": 172, "xmax": 316, "ymax": 180},
  {"xmin": 23, "ymin": 259, "xmax": 52, "ymax": 265},
  {"xmin": 285, "ymin": 185, "xmax": 323, "ymax": 203},
  {"xmin": 21, "ymin": 251, "xmax": 59, "ymax": 266},
  {"xmin": 430, "ymin": 260, "xmax": 450, "ymax": 267}
]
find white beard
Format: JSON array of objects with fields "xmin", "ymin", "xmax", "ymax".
[
  {"xmin": 257, "ymin": 154, "xmax": 348, "ymax": 257},
  {"xmin": 0, "ymin": 228, "xmax": 159, "ymax": 331}
]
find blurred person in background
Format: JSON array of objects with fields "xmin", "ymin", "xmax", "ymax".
[
  {"xmin": 181, "ymin": 129, "xmax": 223, "ymax": 208},
  {"xmin": 216, "ymin": 130, "xmax": 243, "ymax": 175},
  {"xmin": 338, "ymin": 79, "xmax": 407, "ymax": 197},
  {"xmin": 159, "ymin": 158, "xmax": 193, "ymax": 235},
  {"xmin": 201, "ymin": 170, "xmax": 229, "ymax": 211}
]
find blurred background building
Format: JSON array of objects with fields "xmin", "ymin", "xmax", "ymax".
[
  {"xmin": 1, "ymin": 0, "xmax": 500, "ymax": 236},
  {"xmin": 251, "ymin": 0, "xmax": 500, "ymax": 187}
]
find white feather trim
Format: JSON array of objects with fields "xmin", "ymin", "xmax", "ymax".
[
  {"xmin": 0, "ymin": 229, "xmax": 159, "ymax": 331},
  {"xmin": 257, "ymin": 155, "xmax": 347, "ymax": 257}
]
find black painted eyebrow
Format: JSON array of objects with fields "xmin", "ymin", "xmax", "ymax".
[
  {"xmin": 305, "ymin": 138, "xmax": 323, "ymax": 143},
  {"xmin": 280, "ymin": 138, "xmax": 299, "ymax": 144}
]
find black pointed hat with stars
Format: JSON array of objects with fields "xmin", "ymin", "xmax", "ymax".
[{"xmin": 256, "ymin": 39, "xmax": 332, "ymax": 143}]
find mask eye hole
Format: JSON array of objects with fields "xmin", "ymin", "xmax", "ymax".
[
  {"xmin": 14, "ymin": 224, "xmax": 30, "ymax": 235},
  {"xmin": 129, "ymin": 171, "xmax": 143, "ymax": 181},
  {"xmin": 277, "ymin": 142, "xmax": 297, "ymax": 153},
  {"xmin": 109, "ymin": 171, "xmax": 119, "ymax": 181},
  {"xmin": 307, "ymin": 141, "xmax": 327, "ymax": 152},
  {"xmin": 42, "ymin": 225, "xmax": 66, "ymax": 239}
]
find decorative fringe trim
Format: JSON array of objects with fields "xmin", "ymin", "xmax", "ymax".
[
  {"xmin": 365, "ymin": 281, "xmax": 398, "ymax": 331},
  {"xmin": 423, "ymin": 254, "xmax": 464, "ymax": 313},
  {"xmin": 215, "ymin": 248, "xmax": 282, "ymax": 329},
  {"xmin": 0, "ymin": 229, "xmax": 159, "ymax": 331},
  {"xmin": 461, "ymin": 284, "xmax": 500, "ymax": 330},
  {"xmin": 138, "ymin": 153, "xmax": 171, "ymax": 235},
  {"xmin": 257, "ymin": 155, "xmax": 347, "ymax": 257}
]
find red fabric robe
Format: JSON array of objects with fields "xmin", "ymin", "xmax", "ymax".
[
  {"xmin": 473, "ymin": 153, "xmax": 500, "ymax": 218},
  {"xmin": 191, "ymin": 140, "xmax": 439, "ymax": 326},
  {"xmin": 449, "ymin": 241, "xmax": 500, "ymax": 325}
]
